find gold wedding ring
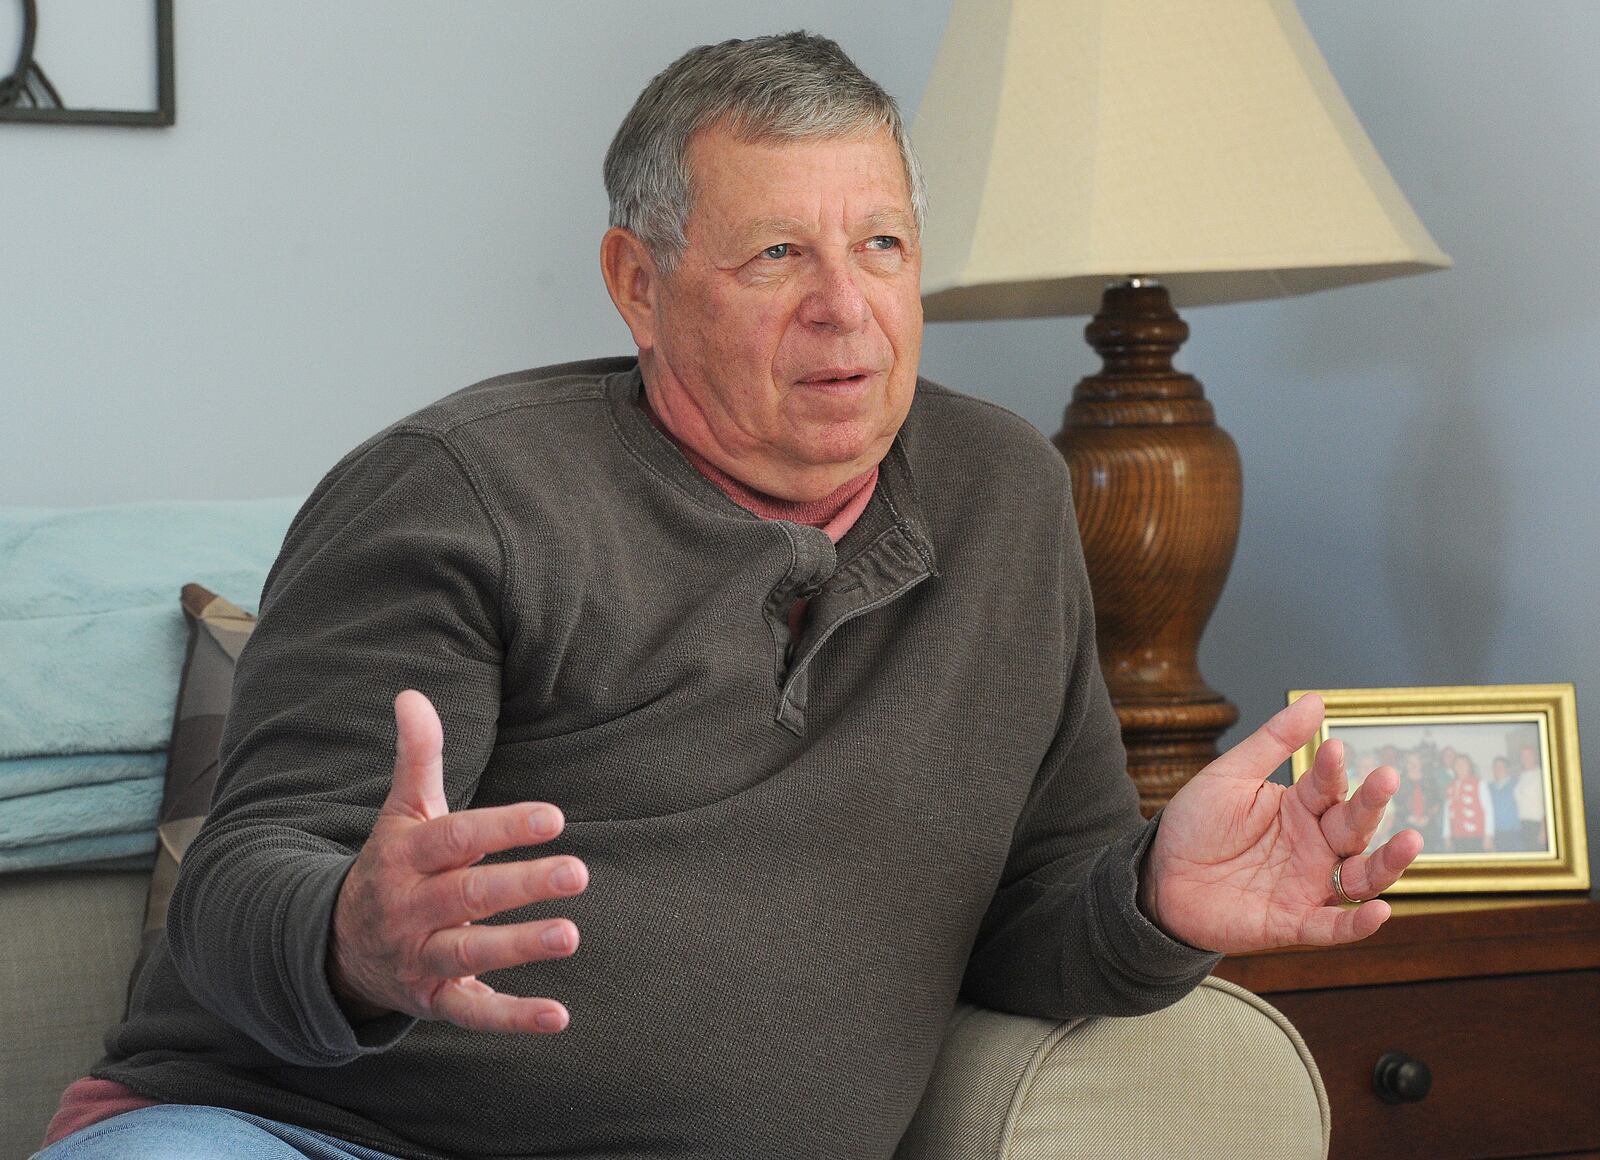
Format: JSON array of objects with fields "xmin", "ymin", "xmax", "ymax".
[{"xmin": 1331, "ymin": 858, "xmax": 1365, "ymax": 905}]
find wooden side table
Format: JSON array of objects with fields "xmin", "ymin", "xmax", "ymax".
[{"xmin": 1214, "ymin": 894, "xmax": 1600, "ymax": 1160}]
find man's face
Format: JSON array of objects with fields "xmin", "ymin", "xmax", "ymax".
[{"xmin": 638, "ymin": 124, "xmax": 922, "ymax": 499}]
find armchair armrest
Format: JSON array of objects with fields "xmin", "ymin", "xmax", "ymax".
[{"xmin": 897, "ymin": 976, "xmax": 1329, "ymax": 1160}]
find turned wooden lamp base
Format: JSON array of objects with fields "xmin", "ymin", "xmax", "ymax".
[{"xmin": 1052, "ymin": 279, "xmax": 1242, "ymax": 815}]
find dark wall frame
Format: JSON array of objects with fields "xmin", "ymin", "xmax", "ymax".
[{"xmin": 0, "ymin": 0, "xmax": 174, "ymax": 127}]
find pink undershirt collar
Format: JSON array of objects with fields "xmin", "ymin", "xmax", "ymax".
[{"xmin": 639, "ymin": 391, "xmax": 877, "ymax": 544}]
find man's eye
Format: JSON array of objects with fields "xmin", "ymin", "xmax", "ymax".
[
  {"xmin": 866, "ymin": 235, "xmax": 900, "ymax": 251},
  {"xmin": 761, "ymin": 243, "xmax": 791, "ymax": 260}
]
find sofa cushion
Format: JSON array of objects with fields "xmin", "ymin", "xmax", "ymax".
[
  {"xmin": 0, "ymin": 869, "xmax": 149, "ymax": 1157},
  {"xmin": 143, "ymin": 585, "xmax": 256, "ymax": 942}
]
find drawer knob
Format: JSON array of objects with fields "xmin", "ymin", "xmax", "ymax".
[{"xmin": 1373, "ymin": 1051, "xmax": 1433, "ymax": 1104}]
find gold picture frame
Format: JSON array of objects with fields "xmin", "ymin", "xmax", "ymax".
[{"xmin": 1287, "ymin": 684, "xmax": 1589, "ymax": 895}]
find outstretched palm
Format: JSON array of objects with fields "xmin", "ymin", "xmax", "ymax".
[
  {"xmin": 1142, "ymin": 694, "xmax": 1425, "ymax": 954},
  {"xmin": 328, "ymin": 690, "xmax": 587, "ymax": 1032}
]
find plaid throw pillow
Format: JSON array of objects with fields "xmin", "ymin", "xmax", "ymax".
[{"xmin": 142, "ymin": 583, "xmax": 256, "ymax": 941}]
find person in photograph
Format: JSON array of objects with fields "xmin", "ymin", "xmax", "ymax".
[
  {"xmin": 1437, "ymin": 745, "xmax": 1457, "ymax": 779},
  {"xmin": 1398, "ymin": 749, "xmax": 1444, "ymax": 849},
  {"xmin": 1444, "ymin": 753, "xmax": 1495, "ymax": 853},
  {"xmin": 1514, "ymin": 743, "xmax": 1549, "ymax": 852},
  {"xmin": 1487, "ymin": 755, "xmax": 1524, "ymax": 852},
  {"xmin": 1425, "ymin": 744, "xmax": 1453, "ymax": 791}
]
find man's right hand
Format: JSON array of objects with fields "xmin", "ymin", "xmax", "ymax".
[{"xmin": 327, "ymin": 689, "xmax": 586, "ymax": 1034}]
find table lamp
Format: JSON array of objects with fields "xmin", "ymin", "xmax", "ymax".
[{"xmin": 912, "ymin": 0, "xmax": 1452, "ymax": 813}]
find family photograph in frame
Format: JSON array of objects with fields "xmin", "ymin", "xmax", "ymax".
[{"xmin": 1287, "ymin": 684, "xmax": 1589, "ymax": 895}]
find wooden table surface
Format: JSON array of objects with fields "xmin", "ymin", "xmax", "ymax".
[{"xmin": 1214, "ymin": 891, "xmax": 1600, "ymax": 992}]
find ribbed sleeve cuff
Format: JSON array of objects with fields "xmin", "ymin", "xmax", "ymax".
[
  {"xmin": 277, "ymin": 853, "xmax": 417, "ymax": 1064},
  {"xmin": 1087, "ymin": 816, "xmax": 1221, "ymax": 997}
]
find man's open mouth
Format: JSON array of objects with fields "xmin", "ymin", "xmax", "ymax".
[{"xmin": 800, "ymin": 368, "xmax": 874, "ymax": 385}]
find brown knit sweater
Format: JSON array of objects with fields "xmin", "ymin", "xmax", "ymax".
[{"xmin": 95, "ymin": 358, "xmax": 1219, "ymax": 1159}]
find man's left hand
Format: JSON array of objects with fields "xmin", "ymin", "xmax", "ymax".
[{"xmin": 1140, "ymin": 694, "xmax": 1424, "ymax": 953}]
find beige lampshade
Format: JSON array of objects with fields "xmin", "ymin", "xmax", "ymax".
[{"xmin": 913, "ymin": 0, "xmax": 1452, "ymax": 320}]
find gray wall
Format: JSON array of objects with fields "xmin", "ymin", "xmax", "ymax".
[{"xmin": 4, "ymin": 3, "xmax": 1596, "ymax": 876}]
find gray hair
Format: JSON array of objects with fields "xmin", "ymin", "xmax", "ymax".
[{"xmin": 603, "ymin": 31, "xmax": 927, "ymax": 273}]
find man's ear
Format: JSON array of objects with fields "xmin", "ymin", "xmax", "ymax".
[{"xmin": 600, "ymin": 227, "xmax": 663, "ymax": 352}]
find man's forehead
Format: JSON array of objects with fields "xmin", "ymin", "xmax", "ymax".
[{"xmin": 684, "ymin": 125, "xmax": 914, "ymax": 238}]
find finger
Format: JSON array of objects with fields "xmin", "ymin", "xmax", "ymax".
[
  {"xmin": 420, "ymin": 918, "xmax": 579, "ymax": 978},
  {"xmin": 1295, "ymin": 898, "xmax": 1393, "ymax": 946},
  {"xmin": 383, "ymin": 690, "xmax": 448, "ymax": 823},
  {"xmin": 404, "ymin": 801, "xmax": 566, "ymax": 874},
  {"xmin": 1207, "ymin": 694, "xmax": 1324, "ymax": 783},
  {"xmin": 425, "ymin": 853, "xmax": 589, "ymax": 925},
  {"xmin": 1319, "ymin": 764, "xmax": 1399, "ymax": 854},
  {"xmin": 1334, "ymin": 828, "xmax": 1424, "ymax": 900},
  {"xmin": 432, "ymin": 977, "xmax": 570, "ymax": 1034},
  {"xmin": 1292, "ymin": 737, "xmax": 1348, "ymax": 817}
]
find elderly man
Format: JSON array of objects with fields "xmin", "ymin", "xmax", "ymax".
[{"xmin": 39, "ymin": 31, "xmax": 1420, "ymax": 1160}]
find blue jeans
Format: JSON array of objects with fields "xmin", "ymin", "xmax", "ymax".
[{"xmin": 33, "ymin": 1105, "xmax": 406, "ymax": 1159}]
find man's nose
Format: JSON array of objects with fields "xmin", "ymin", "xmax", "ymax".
[{"xmin": 799, "ymin": 257, "xmax": 870, "ymax": 332}]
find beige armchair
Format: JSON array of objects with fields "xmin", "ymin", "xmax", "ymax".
[{"xmin": 898, "ymin": 978, "xmax": 1328, "ymax": 1158}]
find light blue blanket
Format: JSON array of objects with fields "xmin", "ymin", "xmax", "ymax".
[
  {"xmin": 0, "ymin": 751, "xmax": 166, "ymax": 800},
  {"xmin": 0, "ymin": 497, "xmax": 302, "ymax": 759},
  {"xmin": 0, "ymin": 832, "xmax": 158, "ymax": 873},
  {"xmin": 0, "ymin": 497, "xmax": 303, "ymax": 872},
  {"xmin": 0, "ymin": 777, "xmax": 164, "ymax": 870}
]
